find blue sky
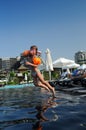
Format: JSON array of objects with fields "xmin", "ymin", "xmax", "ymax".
[{"xmin": 0, "ymin": 0, "xmax": 86, "ymax": 61}]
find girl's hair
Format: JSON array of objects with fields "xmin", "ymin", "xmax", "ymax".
[{"xmin": 30, "ymin": 45, "xmax": 38, "ymax": 54}]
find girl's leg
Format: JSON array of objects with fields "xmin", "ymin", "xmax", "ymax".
[
  {"xmin": 32, "ymin": 76, "xmax": 50, "ymax": 92},
  {"xmin": 38, "ymin": 82, "xmax": 51, "ymax": 92},
  {"xmin": 35, "ymin": 69, "xmax": 55, "ymax": 97}
]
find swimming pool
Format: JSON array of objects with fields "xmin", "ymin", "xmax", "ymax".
[
  {"xmin": 0, "ymin": 85, "xmax": 86, "ymax": 130},
  {"xmin": 0, "ymin": 83, "xmax": 34, "ymax": 90}
]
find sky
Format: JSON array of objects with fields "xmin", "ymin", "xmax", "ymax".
[{"xmin": 0, "ymin": 0, "xmax": 86, "ymax": 61}]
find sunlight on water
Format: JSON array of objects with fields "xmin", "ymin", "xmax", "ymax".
[{"xmin": 0, "ymin": 86, "xmax": 86, "ymax": 130}]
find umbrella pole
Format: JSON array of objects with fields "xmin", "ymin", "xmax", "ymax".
[{"xmin": 49, "ymin": 70, "xmax": 51, "ymax": 81}]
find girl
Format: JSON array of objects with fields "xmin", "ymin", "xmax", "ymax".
[{"xmin": 22, "ymin": 45, "xmax": 55, "ymax": 97}]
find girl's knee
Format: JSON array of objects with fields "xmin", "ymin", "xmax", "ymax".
[{"xmin": 37, "ymin": 82, "xmax": 42, "ymax": 87}]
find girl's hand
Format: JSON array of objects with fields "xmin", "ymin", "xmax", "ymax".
[{"xmin": 33, "ymin": 64, "xmax": 38, "ymax": 67}]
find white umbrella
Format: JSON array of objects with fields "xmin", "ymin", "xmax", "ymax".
[
  {"xmin": 63, "ymin": 63, "xmax": 80, "ymax": 69},
  {"xmin": 53, "ymin": 57, "xmax": 74, "ymax": 68},
  {"xmin": 24, "ymin": 73, "xmax": 28, "ymax": 82},
  {"xmin": 78, "ymin": 64, "xmax": 86, "ymax": 70},
  {"xmin": 45, "ymin": 48, "xmax": 53, "ymax": 80}
]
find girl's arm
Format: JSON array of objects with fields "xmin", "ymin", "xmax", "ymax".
[{"xmin": 25, "ymin": 61, "xmax": 37, "ymax": 67}]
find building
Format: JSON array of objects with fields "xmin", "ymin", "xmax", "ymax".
[
  {"xmin": 10, "ymin": 58, "xmax": 17, "ymax": 70},
  {"xmin": 75, "ymin": 51, "xmax": 86, "ymax": 65},
  {"xmin": 2, "ymin": 58, "xmax": 10, "ymax": 70},
  {"xmin": 0, "ymin": 58, "xmax": 2, "ymax": 70},
  {"xmin": 2, "ymin": 58, "xmax": 17, "ymax": 71}
]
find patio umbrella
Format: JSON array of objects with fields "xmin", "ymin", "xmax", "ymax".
[
  {"xmin": 53, "ymin": 57, "xmax": 74, "ymax": 68},
  {"xmin": 45, "ymin": 48, "xmax": 53, "ymax": 80},
  {"xmin": 78, "ymin": 64, "xmax": 86, "ymax": 70},
  {"xmin": 24, "ymin": 73, "xmax": 28, "ymax": 82},
  {"xmin": 63, "ymin": 63, "xmax": 80, "ymax": 69}
]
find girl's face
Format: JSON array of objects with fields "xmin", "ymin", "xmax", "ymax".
[{"xmin": 30, "ymin": 48, "xmax": 37, "ymax": 56}]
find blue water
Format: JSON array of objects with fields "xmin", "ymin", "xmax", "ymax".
[
  {"xmin": 0, "ymin": 85, "xmax": 86, "ymax": 130},
  {"xmin": 0, "ymin": 83, "xmax": 34, "ymax": 90}
]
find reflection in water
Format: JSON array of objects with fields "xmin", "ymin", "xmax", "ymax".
[
  {"xmin": 0, "ymin": 86, "xmax": 86, "ymax": 130},
  {"xmin": 0, "ymin": 87, "xmax": 58, "ymax": 130},
  {"xmin": 32, "ymin": 97, "xmax": 57, "ymax": 130}
]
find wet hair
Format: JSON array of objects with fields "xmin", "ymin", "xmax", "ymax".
[{"xmin": 30, "ymin": 45, "xmax": 38, "ymax": 54}]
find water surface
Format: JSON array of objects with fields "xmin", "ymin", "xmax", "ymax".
[{"xmin": 0, "ymin": 86, "xmax": 86, "ymax": 130}]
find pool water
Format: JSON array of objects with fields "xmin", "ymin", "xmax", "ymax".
[{"xmin": 0, "ymin": 86, "xmax": 86, "ymax": 130}]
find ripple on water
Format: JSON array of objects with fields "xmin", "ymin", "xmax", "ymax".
[{"xmin": 0, "ymin": 86, "xmax": 86, "ymax": 130}]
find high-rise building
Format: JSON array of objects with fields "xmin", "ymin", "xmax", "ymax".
[
  {"xmin": 2, "ymin": 58, "xmax": 17, "ymax": 70},
  {"xmin": 75, "ymin": 51, "xmax": 86, "ymax": 65},
  {"xmin": 0, "ymin": 58, "xmax": 2, "ymax": 70},
  {"xmin": 10, "ymin": 58, "xmax": 17, "ymax": 70}
]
